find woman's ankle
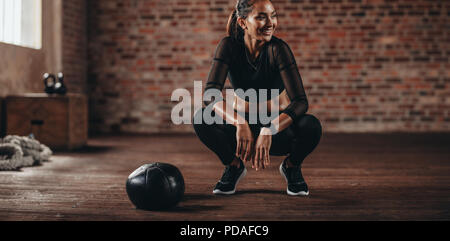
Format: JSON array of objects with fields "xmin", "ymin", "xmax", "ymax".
[
  {"xmin": 285, "ymin": 156, "xmax": 299, "ymax": 168},
  {"xmin": 230, "ymin": 156, "xmax": 241, "ymax": 168}
]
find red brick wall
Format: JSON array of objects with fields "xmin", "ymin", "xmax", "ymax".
[
  {"xmin": 87, "ymin": 0, "xmax": 450, "ymax": 134},
  {"xmin": 63, "ymin": 0, "xmax": 87, "ymax": 94}
]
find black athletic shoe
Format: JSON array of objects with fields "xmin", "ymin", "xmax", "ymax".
[
  {"xmin": 213, "ymin": 160, "xmax": 247, "ymax": 195},
  {"xmin": 279, "ymin": 157, "xmax": 309, "ymax": 196}
]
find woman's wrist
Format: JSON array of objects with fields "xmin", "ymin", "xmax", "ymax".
[
  {"xmin": 260, "ymin": 127, "xmax": 272, "ymax": 136},
  {"xmin": 235, "ymin": 119, "xmax": 248, "ymax": 128},
  {"xmin": 260, "ymin": 122, "xmax": 278, "ymax": 135},
  {"xmin": 259, "ymin": 127, "xmax": 275, "ymax": 136}
]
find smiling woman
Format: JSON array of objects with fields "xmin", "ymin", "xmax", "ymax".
[
  {"xmin": 193, "ymin": 0, "xmax": 323, "ymax": 197},
  {"xmin": 0, "ymin": 0, "xmax": 42, "ymax": 49}
]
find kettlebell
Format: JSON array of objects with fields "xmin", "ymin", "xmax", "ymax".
[
  {"xmin": 43, "ymin": 73, "xmax": 56, "ymax": 94},
  {"xmin": 54, "ymin": 72, "xmax": 67, "ymax": 95},
  {"xmin": 43, "ymin": 72, "xmax": 67, "ymax": 95}
]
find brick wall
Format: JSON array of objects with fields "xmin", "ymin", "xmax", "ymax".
[
  {"xmin": 62, "ymin": 0, "xmax": 88, "ymax": 94},
  {"xmin": 87, "ymin": 0, "xmax": 450, "ymax": 134}
]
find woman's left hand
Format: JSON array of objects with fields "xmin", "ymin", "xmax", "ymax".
[{"xmin": 252, "ymin": 128, "xmax": 272, "ymax": 171}]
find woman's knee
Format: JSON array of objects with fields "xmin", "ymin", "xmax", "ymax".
[
  {"xmin": 192, "ymin": 107, "xmax": 223, "ymax": 132},
  {"xmin": 192, "ymin": 107, "xmax": 206, "ymax": 131},
  {"xmin": 293, "ymin": 114, "xmax": 323, "ymax": 139},
  {"xmin": 192, "ymin": 107, "xmax": 205, "ymax": 122}
]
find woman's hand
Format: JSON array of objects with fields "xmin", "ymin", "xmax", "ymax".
[
  {"xmin": 252, "ymin": 127, "xmax": 272, "ymax": 171},
  {"xmin": 236, "ymin": 123, "xmax": 254, "ymax": 163}
]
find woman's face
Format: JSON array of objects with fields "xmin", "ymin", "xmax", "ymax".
[{"xmin": 238, "ymin": 0, "xmax": 278, "ymax": 42}]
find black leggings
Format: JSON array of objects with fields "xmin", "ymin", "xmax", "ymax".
[{"xmin": 192, "ymin": 106, "xmax": 322, "ymax": 166}]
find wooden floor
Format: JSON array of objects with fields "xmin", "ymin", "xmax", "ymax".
[{"xmin": 0, "ymin": 133, "xmax": 449, "ymax": 221}]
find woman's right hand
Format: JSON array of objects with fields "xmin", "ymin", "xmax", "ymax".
[{"xmin": 236, "ymin": 123, "xmax": 254, "ymax": 164}]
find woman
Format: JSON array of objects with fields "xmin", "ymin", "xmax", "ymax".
[{"xmin": 193, "ymin": 0, "xmax": 322, "ymax": 196}]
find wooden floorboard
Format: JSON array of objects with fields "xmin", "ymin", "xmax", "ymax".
[{"xmin": 0, "ymin": 133, "xmax": 449, "ymax": 220}]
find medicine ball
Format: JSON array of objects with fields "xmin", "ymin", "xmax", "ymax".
[{"xmin": 126, "ymin": 162, "xmax": 185, "ymax": 210}]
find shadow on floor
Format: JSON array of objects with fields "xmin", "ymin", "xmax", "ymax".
[
  {"xmin": 70, "ymin": 145, "xmax": 116, "ymax": 154},
  {"xmin": 0, "ymin": 169, "xmax": 23, "ymax": 172},
  {"xmin": 182, "ymin": 193, "xmax": 216, "ymax": 202},
  {"xmin": 132, "ymin": 193, "xmax": 222, "ymax": 213},
  {"xmin": 139, "ymin": 193, "xmax": 222, "ymax": 213},
  {"xmin": 233, "ymin": 189, "xmax": 285, "ymax": 196}
]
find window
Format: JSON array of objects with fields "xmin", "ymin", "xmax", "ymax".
[{"xmin": 0, "ymin": 0, "xmax": 42, "ymax": 49}]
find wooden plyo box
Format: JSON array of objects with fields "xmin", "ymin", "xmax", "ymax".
[{"xmin": 5, "ymin": 93, "xmax": 88, "ymax": 150}]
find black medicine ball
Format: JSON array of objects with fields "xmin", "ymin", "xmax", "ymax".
[{"xmin": 126, "ymin": 162, "xmax": 185, "ymax": 210}]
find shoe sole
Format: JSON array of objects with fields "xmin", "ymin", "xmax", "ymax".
[
  {"xmin": 213, "ymin": 168, "xmax": 247, "ymax": 195},
  {"xmin": 279, "ymin": 163, "xmax": 309, "ymax": 196}
]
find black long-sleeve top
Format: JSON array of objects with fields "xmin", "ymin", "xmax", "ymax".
[{"xmin": 204, "ymin": 35, "xmax": 308, "ymax": 122}]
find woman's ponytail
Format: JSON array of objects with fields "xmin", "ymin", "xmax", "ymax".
[
  {"xmin": 226, "ymin": 9, "xmax": 242, "ymax": 42},
  {"xmin": 226, "ymin": 0, "xmax": 257, "ymax": 43}
]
